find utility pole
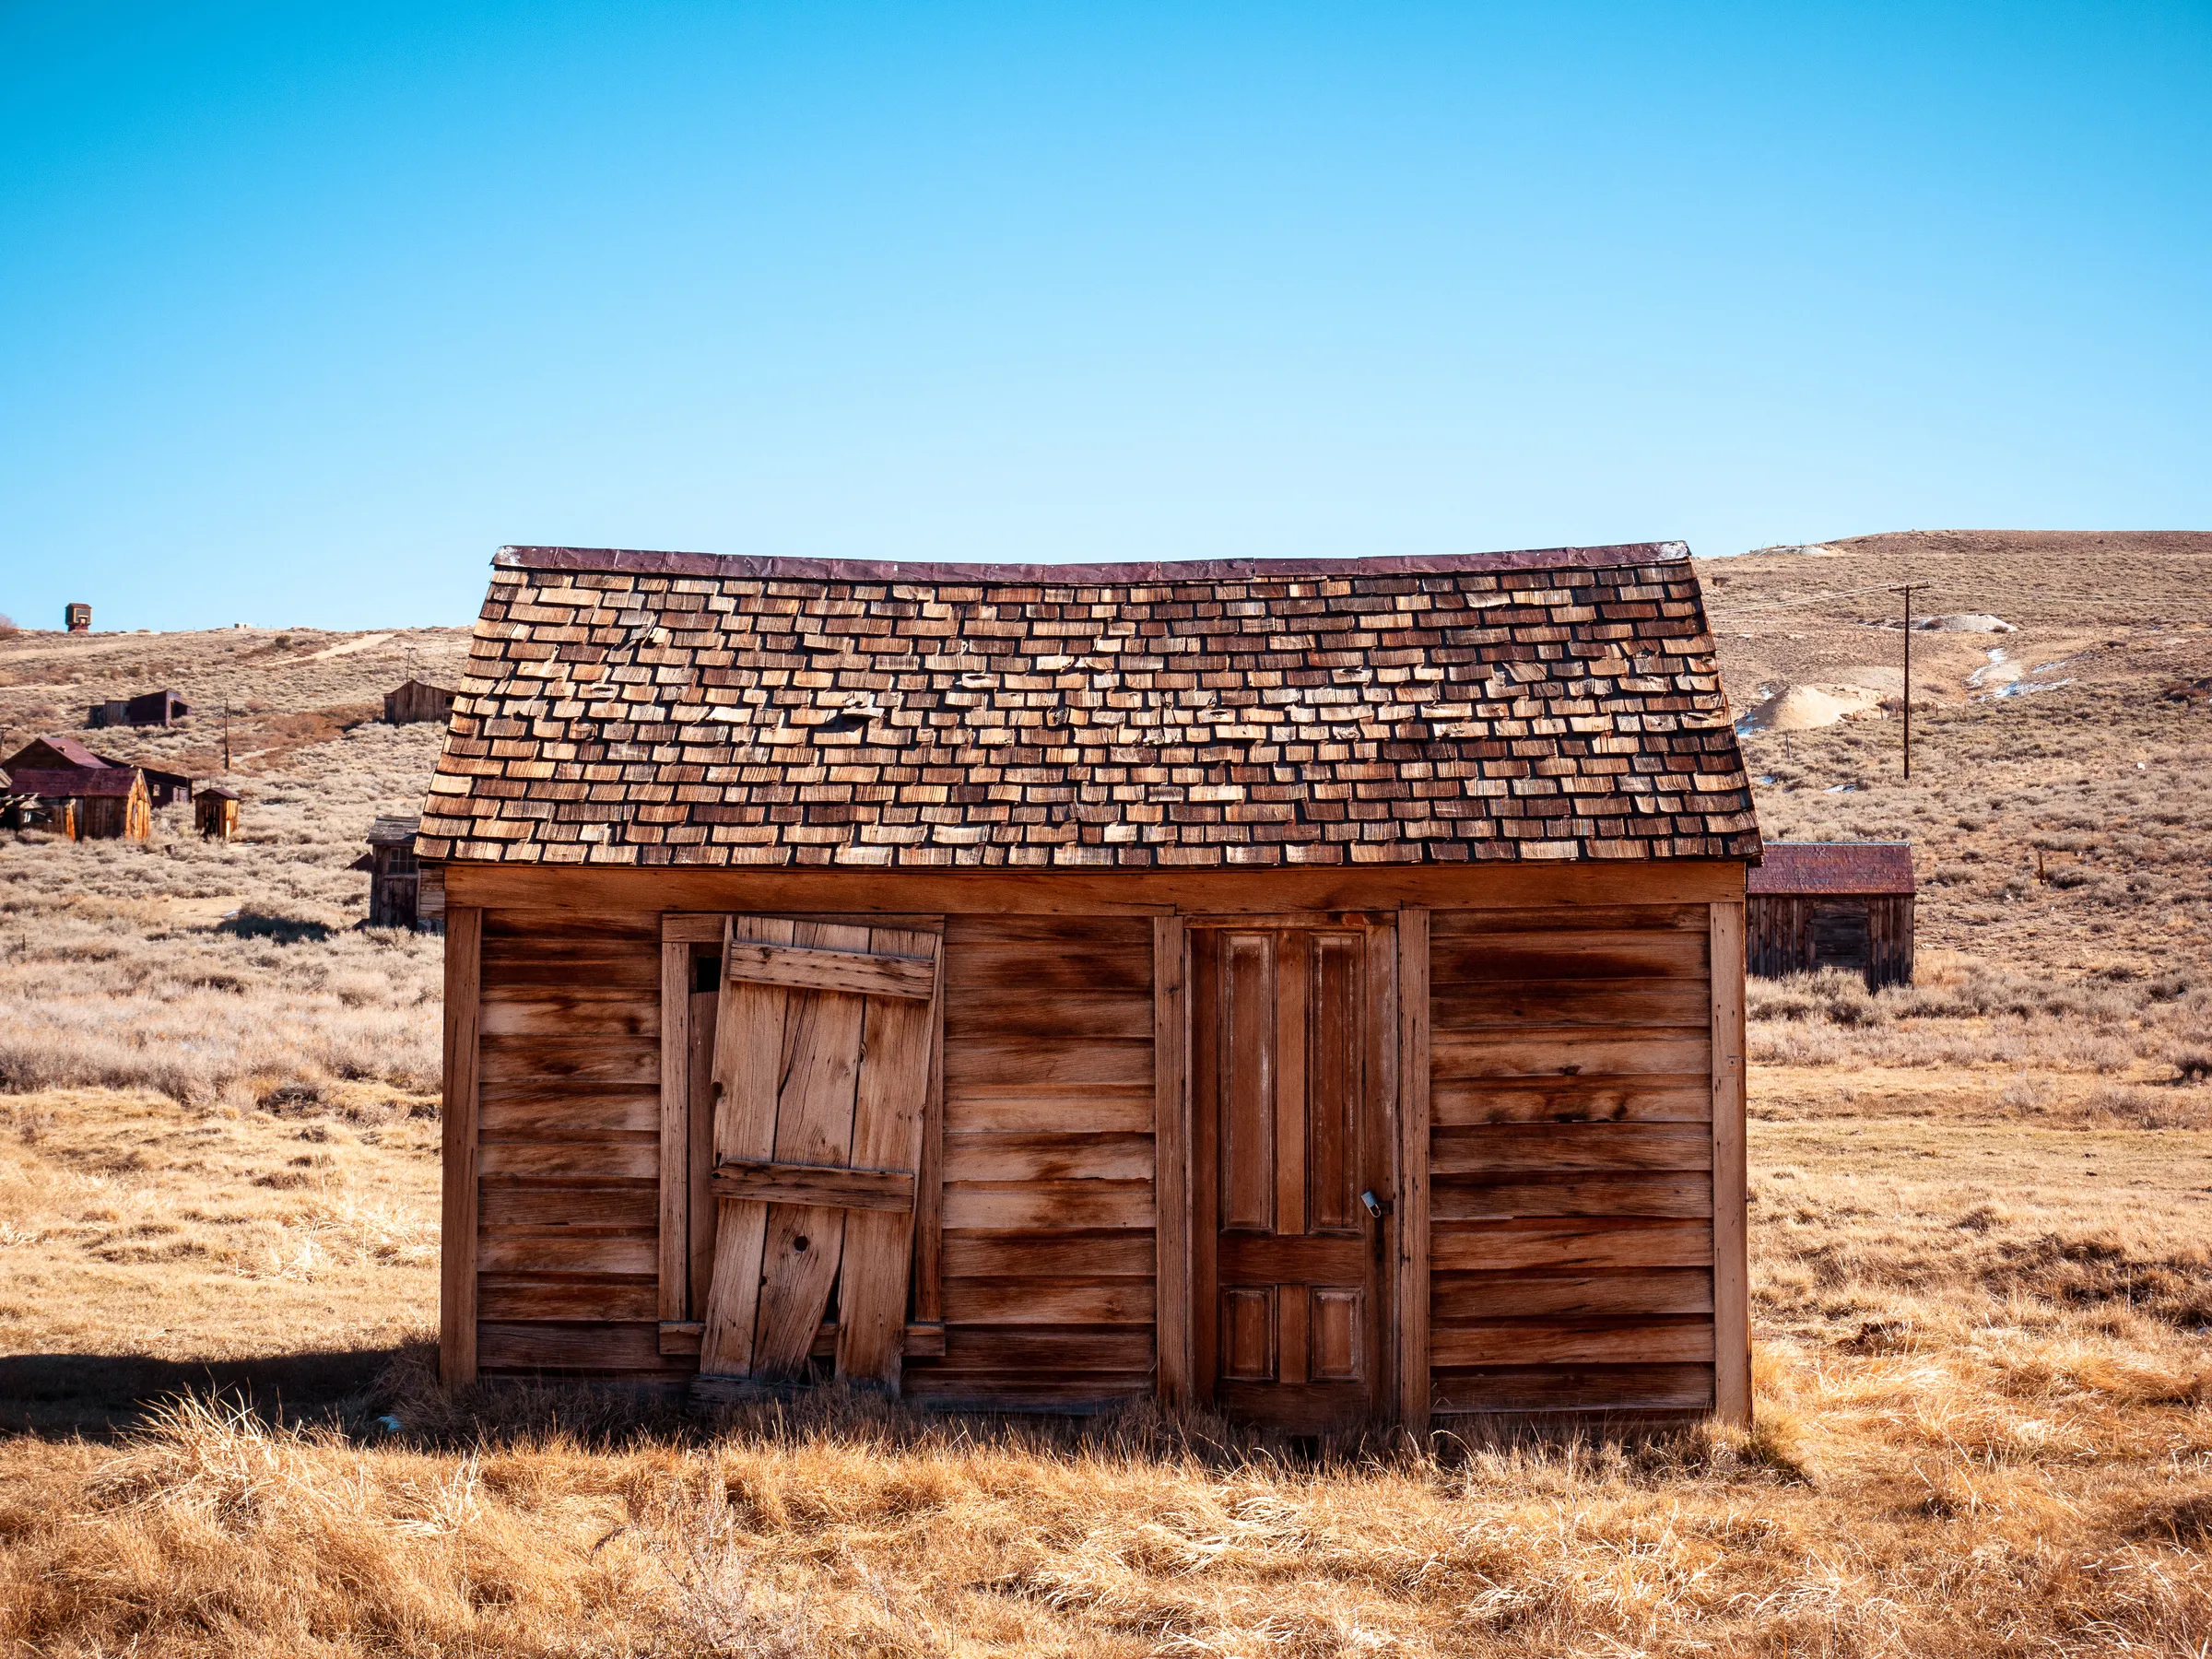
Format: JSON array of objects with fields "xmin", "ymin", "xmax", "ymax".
[
  {"xmin": 223, "ymin": 697, "xmax": 232, "ymax": 772},
  {"xmin": 1899, "ymin": 583, "xmax": 1926, "ymax": 781}
]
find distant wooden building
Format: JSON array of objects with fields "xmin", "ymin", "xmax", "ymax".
[
  {"xmin": 65, "ymin": 603, "xmax": 91, "ymax": 633},
  {"xmin": 385, "ymin": 679, "xmax": 457, "ymax": 726},
  {"xmin": 419, "ymin": 542, "xmax": 1764, "ymax": 1435},
  {"xmin": 356, "ymin": 814, "xmax": 441, "ymax": 930},
  {"xmin": 1746, "ymin": 842, "xmax": 1913, "ymax": 990},
  {"xmin": 1, "ymin": 764, "xmax": 149, "ymax": 840},
  {"xmin": 195, "ymin": 786, "xmax": 241, "ymax": 841},
  {"xmin": 6, "ymin": 735, "xmax": 193, "ymax": 807},
  {"xmin": 88, "ymin": 689, "xmax": 190, "ymax": 730}
]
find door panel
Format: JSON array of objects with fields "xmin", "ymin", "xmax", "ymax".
[{"xmin": 1194, "ymin": 922, "xmax": 1393, "ymax": 1431}]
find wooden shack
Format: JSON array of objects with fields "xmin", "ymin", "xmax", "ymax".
[
  {"xmin": 88, "ymin": 689, "xmax": 190, "ymax": 730},
  {"xmin": 65, "ymin": 602, "xmax": 92, "ymax": 633},
  {"xmin": 385, "ymin": 678, "xmax": 458, "ymax": 725},
  {"xmin": 420, "ymin": 542, "xmax": 1763, "ymax": 1434},
  {"xmin": 360, "ymin": 814, "xmax": 431, "ymax": 928},
  {"xmin": 0, "ymin": 763, "xmax": 149, "ymax": 840},
  {"xmin": 1746, "ymin": 841, "xmax": 1913, "ymax": 990},
  {"xmin": 195, "ymin": 785, "xmax": 241, "ymax": 841}
]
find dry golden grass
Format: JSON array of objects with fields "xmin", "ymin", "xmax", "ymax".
[{"xmin": 3, "ymin": 546, "xmax": 2211, "ymax": 1654}]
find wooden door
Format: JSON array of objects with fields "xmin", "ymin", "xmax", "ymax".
[
  {"xmin": 1192, "ymin": 919, "xmax": 1394, "ymax": 1432},
  {"xmin": 699, "ymin": 916, "xmax": 940, "ymax": 1393}
]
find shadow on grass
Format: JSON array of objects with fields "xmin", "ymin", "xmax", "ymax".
[
  {"xmin": 0, "ymin": 1345, "xmax": 419, "ymax": 1441},
  {"xmin": 217, "ymin": 912, "xmax": 335, "ymax": 944}
]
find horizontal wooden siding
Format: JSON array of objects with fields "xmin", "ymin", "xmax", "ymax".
[
  {"xmin": 903, "ymin": 915, "xmax": 1158, "ymax": 1409},
  {"xmin": 474, "ymin": 907, "xmax": 682, "ymax": 1379},
  {"xmin": 1427, "ymin": 905, "xmax": 1716, "ymax": 1417}
]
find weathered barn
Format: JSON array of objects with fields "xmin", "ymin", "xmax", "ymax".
[
  {"xmin": 1, "ymin": 764, "xmax": 149, "ymax": 840},
  {"xmin": 385, "ymin": 678, "xmax": 458, "ymax": 726},
  {"xmin": 358, "ymin": 814, "xmax": 437, "ymax": 929},
  {"xmin": 421, "ymin": 542, "xmax": 1762, "ymax": 1434},
  {"xmin": 65, "ymin": 603, "xmax": 91, "ymax": 633},
  {"xmin": 2, "ymin": 737, "xmax": 193, "ymax": 809},
  {"xmin": 1746, "ymin": 841, "xmax": 1913, "ymax": 990},
  {"xmin": 88, "ymin": 689, "xmax": 190, "ymax": 730},
  {"xmin": 195, "ymin": 785, "xmax": 241, "ymax": 841}
]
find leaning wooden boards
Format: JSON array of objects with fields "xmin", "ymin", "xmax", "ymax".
[{"xmin": 698, "ymin": 917, "xmax": 940, "ymax": 1394}]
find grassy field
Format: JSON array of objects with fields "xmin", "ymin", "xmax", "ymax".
[{"xmin": 2, "ymin": 539, "xmax": 2209, "ymax": 1654}]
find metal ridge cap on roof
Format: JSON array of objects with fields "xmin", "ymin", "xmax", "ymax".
[{"xmin": 490, "ymin": 542, "xmax": 1694, "ymax": 584}]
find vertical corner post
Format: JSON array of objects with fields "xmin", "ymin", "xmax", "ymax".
[
  {"xmin": 1710, "ymin": 900, "xmax": 1751, "ymax": 1426},
  {"xmin": 1153, "ymin": 914, "xmax": 1194, "ymax": 1407},
  {"xmin": 658, "ymin": 937, "xmax": 694, "ymax": 1325},
  {"xmin": 439, "ymin": 905, "xmax": 483, "ymax": 1386},
  {"xmin": 1394, "ymin": 908, "xmax": 1431, "ymax": 1437}
]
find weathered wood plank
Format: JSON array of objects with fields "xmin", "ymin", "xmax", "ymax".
[
  {"xmin": 668, "ymin": 912, "xmax": 943, "ymax": 942},
  {"xmin": 482, "ymin": 908, "xmax": 660, "ymax": 943},
  {"xmin": 900, "ymin": 1374, "xmax": 1154, "ymax": 1408},
  {"xmin": 711, "ymin": 1159, "xmax": 916, "ymax": 1211},
  {"xmin": 660, "ymin": 1320, "xmax": 946, "ymax": 1359},
  {"xmin": 687, "ymin": 986, "xmax": 718, "ymax": 1320},
  {"xmin": 931, "ymin": 1326, "xmax": 1156, "ymax": 1371},
  {"xmin": 749, "ymin": 923, "xmax": 869, "ymax": 1375},
  {"xmin": 659, "ymin": 940, "xmax": 692, "ymax": 1324},
  {"xmin": 478, "ymin": 1230, "xmax": 656, "ymax": 1274},
  {"xmin": 1430, "ymin": 1076, "xmax": 1712, "ymax": 1127},
  {"xmin": 1430, "ymin": 1218, "xmax": 1713, "ymax": 1271},
  {"xmin": 1429, "ymin": 1030, "xmax": 1711, "ymax": 1081},
  {"xmin": 913, "ymin": 943, "xmax": 947, "ymax": 1326},
  {"xmin": 448, "ymin": 860, "xmax": 1747, "ymax": 917},
  {"xmin": 1153, "ymin": 913, "xmax": 1191, "ymax": 1409},
  {"xmin": 1430, "ymin": 1173, "xmax": 1713, "ymax": 1222},
  {"xmin": 1430, "ymin": 905, "xmax": 1711, "ymax": 937},
  {"xmin": 1429, "ymin": 933, "xmax": 1707, "ymax": 984},
  {"xmin": 725, "ymin": 939, "xmax": 936, "ymax": 1000},
  {"xmin": 944, "ymin": 1277, "xmax": 1159, "ymax": 1326},
  {"xmin": 700, "ymin": 916, "xmax": 794, "ymax": 1378},
  {"xmin": 477, "ymin": 1321, "xmax": 664, "ymax": 1371},
  {"xmin": 477, "ymin": 1035, "xmax": 658, "ymax": 1086},
  {"xmin": 477, "ymin": 1084, "xmax": 660, "ymax": 1137},
  {"xmin": 1397, "ymin": 906, "xmax": 1430, "ymax": 1435},
  {"xmin": 838, "ymin": 927, "xmax": 942, "ymax": 1387},
  {"xmin": 944, "ymin": 1039, "xmax": 1153, "ymax": 1091},
  {"xmin": 479, "ymin": 986, "xmax": 660, "ymax": 1038},
  {"xmin": 478, "ymin": 1140, "xmax": 659, "ymax": 1182},
  {"xmin": 440, "ymin": 906, "xmax": 482, "ymax": 1386},
  {"xmin": 941, "ymin": 1230, "xmax": 1155, "ymax": 1278},
  {"xmin": 943, "ymin": 1181, "xmax": 1156, "ymax": 1231},
  {"xmin": 478, "ymin": 1183, "xmax": 658, "ymax": 1230},
  {"xmin": 477, "ymin": 1274, "xmax": 658, "ymax": 1322},
  {"xmin": 943, "ymin": 1086, "xmax": 1155, "ymax": 1135},
  {"xmin": 1711, "ymin": 900, "xmax": 1751, "ymax": 1427},
  {"xmin": 1431, "ymin": 1269, "xmax": 1713, "ymax": 1321},
  {"xmin": 945, "ymin": 946, "xmax": 1156, "ymax": 995},
  {"xmin": 945, "ymin": 991, "xmax": 1154, "ymax": 1041},
  {"xmin": 1429, "ymin": 980, "xmax": 1712, "ymax": 1030},
  {"xmin": 943, "ymin": 1132, "xmax": 1154, "ymax": 1183},
  {"xmin": 1430, "ymin": 1362, "xmax": 1713, "ymax": 1414},
  {"xmin": 1430, "ymin": 1123, "xmax": 1714, "ymax": 1175},
  {"xmin": 479, "ymin": 942, "xmax": 659, "ymax": 990},
  {"xmin": 1430, "ymin": 1317, "xmax": 1713, "ymax": 1367}
]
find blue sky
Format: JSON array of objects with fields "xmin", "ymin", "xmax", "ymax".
[{"xmin": 3, "ymin": 1, "xmax": 2206, "ymax": 630}]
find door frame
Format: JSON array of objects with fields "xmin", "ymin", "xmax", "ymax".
[{"xmin": 1154, "ymin": 909, "xmax": 1425, "ymax": 1430}]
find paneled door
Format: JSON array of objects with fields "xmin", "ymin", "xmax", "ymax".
[{"xmin": 1191, "ymin": 918, "xmax": 1394, "ymax": 1431}]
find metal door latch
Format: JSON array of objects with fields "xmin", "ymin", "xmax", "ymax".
[{"xmin": 1360, "ymin": 1190, "xmax": 1394, "ymax": 1220}]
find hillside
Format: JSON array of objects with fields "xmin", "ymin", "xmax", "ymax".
[{"xmin": 1, "ymin": 540, "xmax": 2207, "ymax": 1655}]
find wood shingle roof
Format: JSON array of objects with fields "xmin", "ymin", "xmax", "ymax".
[{"xmin": 417, "ymin": 543, "xmax": 1760, "ymax": 869}]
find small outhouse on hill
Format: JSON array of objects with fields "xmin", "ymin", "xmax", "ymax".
[
  {"xmin": 1746, "ymin": 841, "xmax": 1913, "ymax": 990},
  {"xmin": 420, "ymin": 542, "xmax": 1763, "ymax": 1434},
  {"xmin": 195, "ymin": 785, "xmax": 241, "ymax": 841}
]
